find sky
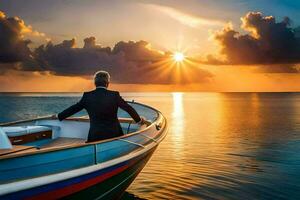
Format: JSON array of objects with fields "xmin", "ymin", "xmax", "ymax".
[{"xmin": 0, "ymin": 0, "xmax": 300, "ymax": 92}]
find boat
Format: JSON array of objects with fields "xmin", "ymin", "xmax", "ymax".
[{"xmin": 0, "ymin": 102, "xmax": 168, "ymax": 200}]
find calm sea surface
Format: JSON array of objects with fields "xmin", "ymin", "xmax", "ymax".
[{"xmin": 1, "ymin": 92, "xmax": 300, "ymax": 200}]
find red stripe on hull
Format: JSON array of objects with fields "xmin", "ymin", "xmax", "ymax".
[{"xmin": 26, "ymin": 163, "xmax": 131, "ymax": 200}]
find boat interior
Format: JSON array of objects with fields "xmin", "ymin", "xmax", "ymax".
[
  {"xmin": 0, "ymin": 102, "xmax": 161, "ymax": 160},
  {"xmin": 0, "ymin": 103, "xmax": 166, "ymax": 184},
  {"xmin": 0, "ymin": 117, "xmax": 149, "ymax": 157}
]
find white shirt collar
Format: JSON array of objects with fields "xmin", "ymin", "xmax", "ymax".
[{"xmin": 96, "ymin": 86, "xmax": 107, "ymax": 90}]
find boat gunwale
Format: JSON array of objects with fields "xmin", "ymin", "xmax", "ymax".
[{"xmin": 0, "ymin": 102, "xmax": 166, "ymax": 160}]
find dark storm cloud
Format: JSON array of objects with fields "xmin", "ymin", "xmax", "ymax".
[
  {"xmin": 0, "ymin": 11, "xmax": 32, "ymax": 63},
  {"xmin": 206, "ymin": 12, "xmax": 300, "ymax": 69}
]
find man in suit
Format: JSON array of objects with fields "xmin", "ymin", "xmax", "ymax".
[{"xmin": 56, "ymin": 71, "xmax": 144, "ymax": 142}]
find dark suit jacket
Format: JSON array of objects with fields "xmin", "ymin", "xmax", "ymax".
[{"xmin": 57, "ymin": 88, "xmax": 141, "ymax": 142}]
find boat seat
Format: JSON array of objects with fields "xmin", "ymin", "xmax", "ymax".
[
  {"xmin": 2, "ymin": 126, "xmax": 52, "ymax": 137},
  {"xmin": 0, "ymin": 129, "xmax": 12, "ymax": 149}
]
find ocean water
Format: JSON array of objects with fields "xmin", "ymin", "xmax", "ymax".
[{"xmin": 1, "ymin": 92, "xmax": 300, "ymax": 200}]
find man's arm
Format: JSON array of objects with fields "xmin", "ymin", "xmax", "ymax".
[
  {"xmin": 117, "ymin": 92, "xmax": 141, "ymax": 123},
  {"xmin": 57, "ymin": 94, "xmax": 85, "ymax": 121}
]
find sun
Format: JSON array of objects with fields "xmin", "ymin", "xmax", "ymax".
[{"xmin": 173, "ymin": 52, "xmax": 185, "ymax": 62}]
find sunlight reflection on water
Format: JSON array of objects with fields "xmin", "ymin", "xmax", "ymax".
[{"xmin": 171, "ymin": 92, "xmax": 185, "ymax": 160}]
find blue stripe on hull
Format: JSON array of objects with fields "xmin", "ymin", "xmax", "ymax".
[{"xmin": 0, "ymin": 145, "xmax": 95, "ymax": 183}]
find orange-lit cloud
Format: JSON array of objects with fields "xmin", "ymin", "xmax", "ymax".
[
  {"xmin": 204, "ymin": 12, "xmax": 300, "ymax": 69},
  {"xmin": 0, "ymin": 11, "xmax": 48, "ymax": 63}
]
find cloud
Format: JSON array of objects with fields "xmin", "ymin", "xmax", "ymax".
[
  {"xmin": 112, "ymin": 40, "xmax": 164, "ymax": 62},
  {"xmin": 252, "ymin": 65, "xmax": 300, "ymax": 73},
  {"xmin": 30, "ymin": 38, "xmax": 123, "ymax": 76},
  {"xmin": 144, "ymin": 4, "xmax": 224, "ymax": 28},
  {"xmin": 206, "ymin": 12, "xmax": 300, "ymax": 68},
  {"xmin": 0, "ymin": 11, "xmax": 48, "ymax": 64},
  {"xmin": 22, "ymin": 37, "xmax": 212, "ymax": 84},
  {"xmin": 0, "ymin": 11, "xmax": 33, "ymax": 63}
]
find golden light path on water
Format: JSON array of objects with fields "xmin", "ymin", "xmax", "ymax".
[{"xmin": 171, "ymin": 92, "xmax": 185, "ymax": 159}]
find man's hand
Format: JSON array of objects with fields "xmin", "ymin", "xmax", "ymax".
[{"xmin": 138, "ymin": 116, "xmax": 147, "ymax": 125}]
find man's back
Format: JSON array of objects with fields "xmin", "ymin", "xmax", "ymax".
[
  {"xmin": 84, "ymin": 88, "xmax": 119, "ymax": 122},
  {"xmin": 58, "ymin": 88, "xmax": 141, "ymax": 142}
]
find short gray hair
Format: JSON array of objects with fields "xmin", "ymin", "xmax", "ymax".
[{"xmin": 94, "ymin": 71, "xmax": 110, "ymax": 87}]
